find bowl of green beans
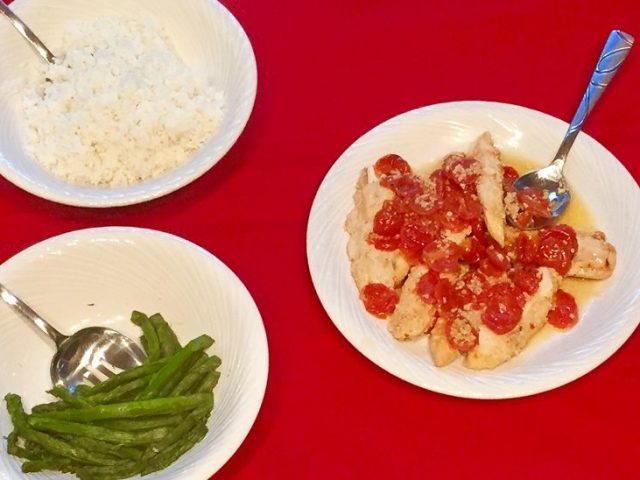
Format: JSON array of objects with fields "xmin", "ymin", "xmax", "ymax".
[{"xmin": 0, "ymin": 227, "xmax": 269, "ymax": 479}]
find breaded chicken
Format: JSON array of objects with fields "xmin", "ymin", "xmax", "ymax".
[
  {"xmin": 505, "ymin": 226, "xmax": 617, "ymax": 280},
  {"xmin": 464, "ymin": 267, "xmax": 560, "ymax": 370},
  {"xmin": 388, "ymin": 265, "xmax": 436, "ymax": 341},
  {"xmin": 470, "ymin": 132, "xmax": 506, "ymax": 246},
  {"xmin": 345, "ymin": 168, "xmax": 410, "ymax": 291},
  {"xmin": 429, "ymin": 317, "xmax": 460, "ymax": 367},
  {"xmin": 568, "ymin": 231, "xmax": 616, "ymax": 280}
]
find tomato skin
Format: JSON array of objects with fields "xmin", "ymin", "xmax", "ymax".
[
  {"xmin": 381, "ymin": 173, "xmax": 425, "ymax": 199},
  {"xmin": 422, "ymin": 240, "xmax": 462, "ymax": 273},
  {"xmin": 367, "ymin": 233, "xmax": 400, "ymax": 251},
  {"xmin": 517, "ymin": 187, "xmax": 552, "ymax": 218},
  {"xmin": 445, "ymin": 315, "xmax": 479, "ymax": 353},
  {"xmin": 416, "ymin": 270, "xmax": 440, "ymax": 304},
  {"xmin": 486, "ymin": 242, "xmax": 511, "ymax": 272},
  {"xmin": 510, "ymin": 267, "xmax": 541, "ymax": 295},
  {"xmin": 398, "ymin": 216, "xmax": 436, "ymax": 264},
  {"xmin": 374, "ymin": 154, "xmax": 410, "ymax": 177},
  {"xmin": 503, "ymin": 166, "xmax": 519, "ymax": 186},
  {"xmin": 535, "ymin": 225, "xmax": 578, "ymax": 275},
  {"xmin": 442, "ymin": 156, "xmax": 479, "ymax": 191},
  {"xmin": 480, "ymin": 283, "xmax": 523, "ymax": 334},
  {"xmin": 434, "ymin": 278, "xmax": 459, "ymax": 312},
  {"xmin": 548, "ymin": 289, "xmax": 578, "ymax": 329},
  {"xmin": 361, "ymin": 284, "xmax": 399, "ymax": 318},
  {"xmin": 516, "ymin": 233, "xmax": 539, "ymax": 265},
  {"xmin": 373, "ymin": 200, "xmax": 404, "ymax": 236}
]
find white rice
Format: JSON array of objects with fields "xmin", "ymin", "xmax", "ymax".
[{"xmin": 20, "ymin": 17, "xmax": 224, "ymax": 187}]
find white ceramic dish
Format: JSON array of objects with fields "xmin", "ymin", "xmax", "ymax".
[
  {"xmin": 0, "ymin": 227, "xmax": 268, "ymax": 479},
  {"xmin": 0, "ymin": 0, "xmax": 257, "ymax": 207},
  {"xmin": 307, "ymin": 101, "xmax": 640, "ymax": 399}
]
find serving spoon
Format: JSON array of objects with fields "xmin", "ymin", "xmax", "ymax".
[
  {"xmin": 0, "ymin": 0, "xmax": 55, "ymax": 64},
  {"xmin": 0, "ymin": 282, "xmax": 146, "ymax": 392},
  {"xmin": 508, "ymin": 29, "xmax": 634, "ymax": 229}
]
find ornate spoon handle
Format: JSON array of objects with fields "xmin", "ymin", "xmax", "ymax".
[{"xmin": 553, "ymin": 30, "xmax": 634, "ymax": 167}]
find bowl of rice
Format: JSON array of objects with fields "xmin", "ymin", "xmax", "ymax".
[{"xmin": 0, "ymin": 0, "xmax": 257, "ymax": 207}]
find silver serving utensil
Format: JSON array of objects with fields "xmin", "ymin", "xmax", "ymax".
[
  {"xmin": 509, "ymin": 30, "xmax": 634, "ymax": 229},
  {"xmin": 0, "ymin": 0, "xmax": 56, "ymax": 64},
  {"xmin": 0, "ymin": 283, "xmax": 146, "ymax": 391}
]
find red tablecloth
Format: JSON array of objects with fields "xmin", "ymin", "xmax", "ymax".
[{"xmin": 2, "ymin": 0, "xmax": 639, "ymax": 478}]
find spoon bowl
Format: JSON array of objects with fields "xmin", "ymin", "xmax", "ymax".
[
  {"xmin": 0, "ymin": 283, "xmax": 146, "ymax": 391},
  {"xmin": 508, "ymin": 30, "xmax": 634, "ymax": 229}
]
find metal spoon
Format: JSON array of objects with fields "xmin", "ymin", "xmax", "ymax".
[
  {"xmin": 0, "ymin": 283, "xmax": 146, "ymax": 392},
  {"xmin": 509, "ymin": 30, "xmax": 634, "ymax": 229},
  {"xmin": 0, "ymin": 0, "xmax": 55, "ymax": 64}
]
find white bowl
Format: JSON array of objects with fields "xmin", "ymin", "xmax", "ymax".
[
  {"xmin": 0, "ymin": 0, "xmax": 257, "ymax": 207},
  {"xmin": 307, "ymin": 101, "xmax": 640, "ymax": 399},
  {"xmin": 0, "ymin": 227, "xmax": 269, "ymax": 479}
]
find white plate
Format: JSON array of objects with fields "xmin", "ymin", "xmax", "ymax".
[
  {"xmin": 0, "ymin": 0, "xmax": 257, "ymax": 207},
  {"xmin": 307, "ymin": 101, "xmax": 640, "ymax": 399},
  {"xmin": 0, "ymin": 227, "xmax": 268, "ymax": 479}
]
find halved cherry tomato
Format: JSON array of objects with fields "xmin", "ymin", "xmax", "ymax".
[
  {"xmin": 481, "ymin": 287, "xmax": 523, "ymax": 334},
  {"xmin": 510, "ymin": 267, "xmax": 541, "ymax": 295},
  {"xmin": 434, "ymin": 278, "xmax": 459, "ymax": 311},
  {"xmin": 373, "ymin": 200, "xmax": 404, "ymax": 236},
  {"xmin": 381, "ymin": 173, "xmax": 425, "ymax": 199},
  {"xmin": 399, "ymin": 216, "xmax": 436, "ymax": 264},
  {"xmin": 548, "ymin": 289, "xmax": 578, "ymax": 329},
  {"xmin": 517, "ymin": 187, "xmax": 552, "ymax": 218},
  {"xmin": 416, "ymin": 270, "xmax": 440, "ymax": 304},
  {"xmin": 503, "ymin": 166, "xmax": 519, "ymax": 187},
  {"xmin": 460, "ymin": 236, "xmax": 485, "ymax": 265},
  {"xmin": 422, "ymin": 240, "xmax": 462, "ymax": 273},
  {"xmin": 486, "ymin": 242, "xmax": 511, "ymax": 272},
  {"xmin": 445, "ymin": 315, "xmax": 479, "ymax": 352},
  {"xmin": 479, "ymin": 258, "xmax": 504, "ymax": 277},
  {"xmin": 374, "ymin": 154, "xmax": 410, "ymax": 177},
  {"xmin": 535, "ymin": 224, "xmax": 578, "ymax": 275},
  {"xmin": 361, "ymin": 283, "xmax": 399, "ymax": 319},
  {"xmin": 455, "ymin": 270, "xmax": 488, "ymax": 307},
  {"xmin": 442, "ymin": 156, "xmax": 480, "ymax": 191}
]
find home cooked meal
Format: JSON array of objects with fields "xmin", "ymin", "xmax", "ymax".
[
  {"xmin": 16, "ymin": 17, "xmax": 224, "ymax": 187},
  {"xmin": 345, "ymin": 132, "xmax": 616, "ymax": 370},
  {"xmin": 4, "ymin": 312, "xmax": 221, "ymax": 479}
]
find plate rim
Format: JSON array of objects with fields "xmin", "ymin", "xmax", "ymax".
[
  {"xmin": 306, "ymin": 99, "xmax": 640, "ymax": 399},
  {"xmin": 0, "ymin": 226, "xmax": 269, "ymax": 478}
]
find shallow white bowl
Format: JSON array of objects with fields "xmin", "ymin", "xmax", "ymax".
[
  {"xmin": 0, "ymin": 0, "xmax": 257, "ymax": 207},
  {"xmin": 0, "ymin": 227, "xmax": 268, "ymax": 479},
  {"xmin": 307, "ymin": 101, "xmax": 640, "ymax": 399}
]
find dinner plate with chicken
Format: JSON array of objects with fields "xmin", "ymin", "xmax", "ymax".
[{"xmin": 307, "ymin": 101, "xmax": 640, "ymax": 398}]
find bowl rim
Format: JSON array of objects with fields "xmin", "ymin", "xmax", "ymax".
[
  {"xmin": 0, "ymin": 226, "xmax": 269, "ymax": 478},
  {"xmin": 0, "ymin": 0, "xmax": 258, "ymax": 208}
]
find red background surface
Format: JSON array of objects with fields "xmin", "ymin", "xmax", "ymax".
[{"xmin": 2, "ymin": 0, "xmax": 640, "ymax": 478}]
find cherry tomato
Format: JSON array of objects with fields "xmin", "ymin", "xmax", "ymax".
[
  {"xmin": 373, "ymin": 200, "xmax": 404, "ymax": 236},
  {"xmin": 479, "ymin": 258, "xmax": 504, "ymax": 277},
  {"xmin": 434, "ymin": 278, "xmax": 459, "ymax": 312},
  {"xmin": 535, "ymin": 225, "xmax": 578, "ymax": 275},
  {"xmin": 510, "ymin": 267, "xmax": 541, "ymax": 295},
  {"xmin": 503, "ymin": 166, "xmax": 519, "ymax": 186},
  {"xmin": 442, "ymin": 156, "xmax": 479, "ymax": 191},
  {"xmin": 361, "ymin": 283, "xmax": 399, "ymax": 319},
  {"xmin": 481, "ymin": 288, "xmax": 523, "ymax": 334},
  {"xmin": 460, "ymin": 236, "xmax": 485, "ymax": 265},
  {"xmin": 367, "ymin": 233, "xmax": 400, "ymax": 251},
  {"xmin": 381, "ymin": 173, "xmax": 425, "ymax": 200},
  {"xmin": 548, "ymin": 289, "xmax": 578, "ymax": 329},
  {"xmin": 416, "ymin": 270, "xmax": 440, "ymax": 304},
  {"xmin": 486, "ymin": 242, "xmax": 511, "ymax": 272},
  {"xmin": 517, "ymin": 187, "xmax": 552, "ymax": 218},
  {"xmin": 516, "ymin": 233, "xmax": 539, "ymax": 265},
  {"xmin": 422, "ymin": 240, "xmax": 462, "ymax": 273},
  {"xmin": 374, "ymin": 154, "xmax": 410, "ymax": 177},
  {"xmin": 399, "ymin": 216, "xmax": 436, "ymax": 264},
  {"xmin": 445, "ymin": 316, "xmax": 479, "ymax": 353}
]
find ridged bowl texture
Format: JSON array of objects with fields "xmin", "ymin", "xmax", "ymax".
[
  {"xmin": 0, "ymin": 227, "xmax": 268, "ymax": 479},
  {"xmin": 307, "ymin": 101, "xmax": 640, "ymax": 399},
  {"xmin": 0, "ymin": 0, "xmax": 257, "ymax": 207}
]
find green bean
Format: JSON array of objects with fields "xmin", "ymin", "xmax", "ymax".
[
  {"xmin": 130, "ymin": 310, "xmax": 147, "ymax": 327},
  {"xmin": 136, "ymin": 336, "xmax": 213, "ymax": 400},
  {"xmin": 60, "ymin": 434, "xmax": 143, "ymax": 460},
  {"xmin": 6, "ymin": 431, "xmax": 39, "ymax": 460},
  {"xmin": 28, "ymin": 416, "xmax": 169, "ymax": 446},
  {"xmin": 149, "ymin": 313, "xmax": 181, "ymax": 358},
  {"xmin": 31, "ymin": 401, "xmax": 69, "ymax": 414},
  {"xmin": 19, "ymin": 427, "xmax": 119, "ymax": 465},
  {"xmin": 172, "ymin": 355, "xmax": 221, "ymax": 396},
  {"xmin": 158, "ymin": 352, "xmax": 204, "ymax": 397},
  {"xmin": 89, "ymin": 378, "xmax": 146, "ymax": 405},
  {"xmin": 48, "ymin": 386, "xmax": 93, "ymax": 408},
  {"xmin": 142, "ymin": 401, "xmax": 212, "ymax": 460},
  {"xmin": 21, "ymin": 457, "xmax": 79, "ymax": 474},
  {"xmin": 4, "ymin": 393, "xmax": 28, "ymax": 428},
  {"xmin": 76, "ymin": 461, "xmax": 141, "ymax": 480},
  {"xmin": 83, "ymin": 359, "xmax": 166, "ymax": 396},
  {"xmin": 194, "ymin": 370, "xmax": 221, "ymax": 394},
  {"xmin": 75, "ymin": 384, "xmax": 93, "ymax": 396},
  {"xmin": 141, "ymin": 423, "xmax": 208, "ymax": 476},
  {"xmin": 33, "ymin": 393, "xmax": 211, "ymax": 422},
  {"xmin": 96, "ymin": 415, "xmax": 183, "ymax": 431}
]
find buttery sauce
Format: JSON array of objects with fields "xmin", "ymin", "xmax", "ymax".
[{"xmin": 504, "ymin": 154, "xmax": 604, "ymax": 346}]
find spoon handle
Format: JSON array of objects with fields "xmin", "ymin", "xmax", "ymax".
[
  {"xmin": 0, "ymin": 283, "xmax": 67, "ymax": 347},
  {"xmin": 0, "ymin": 1, "xmax": 55, "ymax": 64},
  {"xmin": 553, "ymin": 30, "xmax": 634, "ymax": 167}
]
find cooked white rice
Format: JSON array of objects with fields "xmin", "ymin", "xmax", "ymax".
[{"xmin": 20, "ymin": 17, "xmax": 224, "ymax": 187}]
